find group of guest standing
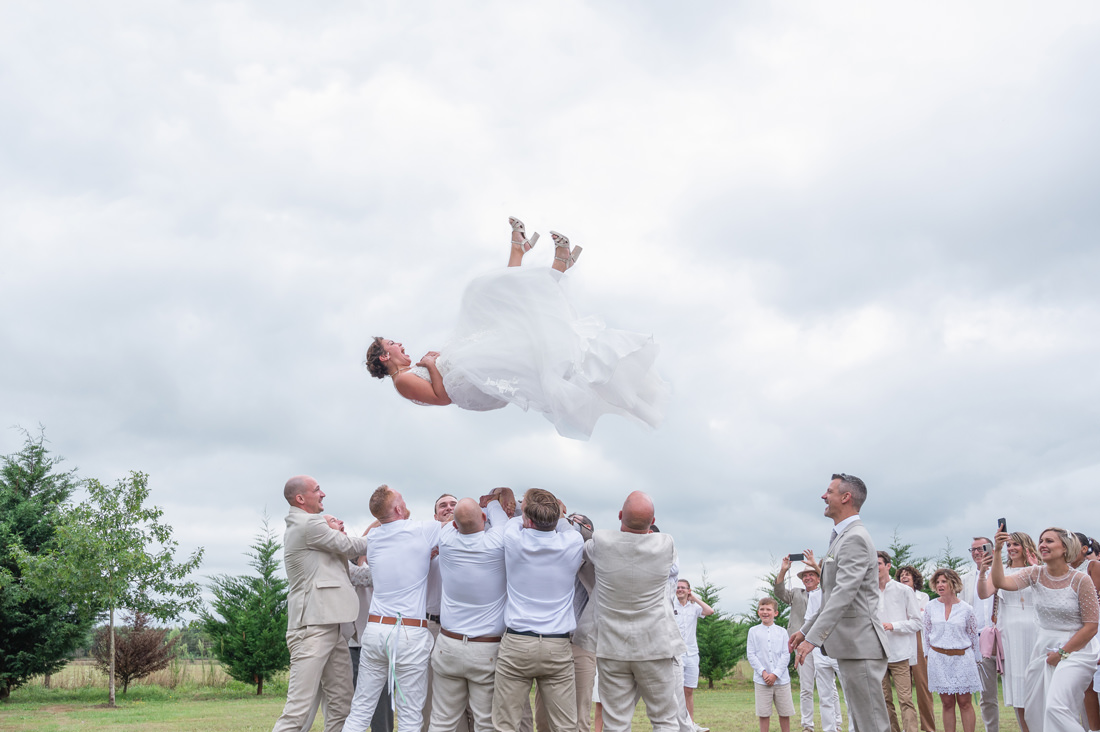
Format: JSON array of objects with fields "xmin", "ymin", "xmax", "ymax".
[{"xmin": 913, "ymin": 528, "xmax": 1099, "ymax": 732}]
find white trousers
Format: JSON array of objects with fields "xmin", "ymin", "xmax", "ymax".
[
  {"xmin": 812, "ymin": 650, "xmax": 845, "ymax": 732},
  {"xmin": 272, "ymin": 623, "xmax": 354, "ymax": 732},
  {"xmin": 344, "ymin": 623, "xmax": 434, "ymax": 732}
]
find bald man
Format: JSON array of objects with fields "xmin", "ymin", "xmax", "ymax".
[
  {"xmin": 428, "ymin": 496, "xmax": 509, "ymax": 732},
  {"xmin": 584, "ymin": 491, "xmax": 685, "ymax": 732},
  {"xmin": 273, "ymin": 476, "xmax": 369, "ymax": 732}
]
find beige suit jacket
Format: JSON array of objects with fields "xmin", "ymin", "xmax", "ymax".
[
  {"xmin": 799, "ymin": 519, "xmax": 888, "ymax": 660},
  {"xmin": 284, "ymin": 508, "xmax": 370, "ymax": 630},
  {"xmin": 585, "ymin": 530, "xmax": 686, "ymax": 661}
]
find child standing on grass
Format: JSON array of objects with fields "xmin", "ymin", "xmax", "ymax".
[{"xmin": 747, "ymin": 597, "xmax": 795, "ymax": 732}]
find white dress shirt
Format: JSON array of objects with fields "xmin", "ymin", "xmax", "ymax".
[
  {"xmin": 961, "ymin": 567, "xmax": 994, "ymax": 631},
  {"xmin": 438, "ymin": 502, "xmax": 508, "ymax": 637},
  {"xmin": 746, "ymin": 622, "xmax": 792, "ymax": 684},
  {"xmin": 366, "ymin": 519, "xmax": 441, "ymax": 619},
  {"xmin": 806, "ymin": 587, "xmax": 823, "ymax": 618},
  {"xmin": 675, "ymin": 601, "xmax": 703, "ymax": 654},
  {"xmin": 877, "ymin": 579, "xmax": 922, "ymax": 664},
  {"xmin": 503, "ymin": 516, "xmax": 584, "ymax": 635}
]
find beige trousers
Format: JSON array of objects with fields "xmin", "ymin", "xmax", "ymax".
[
  {"xmin": 535, "ymin": 644, "xmax": 597, "ymax": 732},
  {"xmin": 882, "ymin": 660, "xmax": 918, "ymax": 732},
  {"xmin": 910, "ymin": 634, "xmax": 936, "ymax": 732},
  {"xmin": 428, "ymin": 633, "xmax": 498, "ymax": 732},
  {"xmin": 596, "ymin": 656, "xmax": 682, "ymax": 732},
  {"xmin": 272, "ymin": 623, "xmax": 354, "ymax": 732},
  {"xmin": 492, "ymin": 633, "xmax": 577, "ymax": 732}
]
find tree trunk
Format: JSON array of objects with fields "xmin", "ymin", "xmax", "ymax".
[
  {"xmin": 257, "ymin": 676, "xmax": 263, "ymax": 696},
  {"xmin": 108, "ymin": 604, "xmax": 117, "ymax": 707},
  {"xmin": 44, "ymin": 674, "xmax": 51, "ymax": 689}
]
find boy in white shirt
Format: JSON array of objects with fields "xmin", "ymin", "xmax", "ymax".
[{"xmin": 747, "ymin": 597, "xmax": 795, "ymax": 732}]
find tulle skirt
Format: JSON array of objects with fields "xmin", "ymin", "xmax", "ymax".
[{"xmin": 438, "ymin": 267, "xmax": 669, "ymax": 440}]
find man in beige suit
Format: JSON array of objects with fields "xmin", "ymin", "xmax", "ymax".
[
  {"xmin": 585, "ymin": 491, "xmax": 685, "ymax": 732},
  {"xmin": 272, "ymin": 475, "xmax": 369, "ymax": 732},
  {"xmin": 791, "ymin": 473, "xmax": 890, "ymax": 732}
]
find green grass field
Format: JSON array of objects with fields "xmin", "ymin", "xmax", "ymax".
[{"xmin": 0, "ymin": 660, "xmax": 1022, "ymax": 732}]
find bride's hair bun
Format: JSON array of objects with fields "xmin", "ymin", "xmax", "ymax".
[{"xmin": 364, "ymin": 336, "xmax": 389, "ymax": 379}]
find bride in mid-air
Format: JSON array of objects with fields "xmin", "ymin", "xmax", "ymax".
[{"xmin": 364, "ymin": 218, "xmax": 669, "ymax": 440}]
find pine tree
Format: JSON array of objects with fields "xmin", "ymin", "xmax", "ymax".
[
  {"xmin": 0, "ymin": 430, "xmax": 96, "ymax": 699},
  {"xmin": 91, "ymin": 611, "xmax": 180, "ymax": 693},
  {"xmin": 694, "ymin": 571, "xmax": 746, "ymax": 688},
  {"xmin": 202, "ymin": 519, "xmax": 290, "ymax": 695}
]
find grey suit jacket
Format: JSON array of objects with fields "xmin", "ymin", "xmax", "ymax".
[
  {"xmin": 284, "ymin": 508, "xmax": 370, "ymax": 630},
  {"xmin": 585, "ymin": 530, "xmax": 686, "ymax": 661},
  {"xmin": 773, "ymin": 580, "xmax": 809, "ymax": 639},
  {"xmin": 799, "ymin": 519, "xmax": 888, "ymax": 660}
]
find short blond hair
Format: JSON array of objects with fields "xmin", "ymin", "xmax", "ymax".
[
  {"xmin": 369, "ymin": 485, "xmax": 394, "ymax": 519},
  {"xmin": 1040, "ymin": 527, "xmax": 1081, "ymax": 563},
  {"xmin": 929, "ymin": 568, "xmax": 963, "ymax": 594},
  {"xmin": 758, "ymin": 596, "xmax": 779, "ymax": 612}
]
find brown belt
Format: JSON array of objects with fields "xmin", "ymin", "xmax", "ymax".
[
  {"xmin": 440, "ymin": 628, "xmax": 502, "ymax": 643},
  {"xmin": 368, "ymin": 614, "xmax": 428, "ymax": 629},
  {"xmin": 931, "ymin": 646, "xmax": 966, "ymax": 656}
]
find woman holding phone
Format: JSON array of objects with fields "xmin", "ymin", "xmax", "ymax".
[{"xmin": 992, "ymin": 527, "xmax": 1099, "ymax": 732}]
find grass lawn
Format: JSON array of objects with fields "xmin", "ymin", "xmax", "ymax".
[{"xmin": 1, "ymin": 661, "xmax": 1023, "ymax": 732}]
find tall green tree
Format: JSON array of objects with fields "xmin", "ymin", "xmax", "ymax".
[
  {"xmin": 0, "ymin": 430, "xmax": 97, "ymax": 699},
  {"xmin": 694, "ymin": 571, "xmax": 747, "ymax": 689},
  {"xmin": 202, "ymin": 519, "xmax": 289, "ymax": 695},
  {"xmin": 885, "ymin": 528, "xmax": 934, "ymax": 580},
  {"xmin": 17, "ymin": 471, "xmax": 204, "ymax": 706}
]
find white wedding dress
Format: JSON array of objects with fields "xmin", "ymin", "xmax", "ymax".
[{"xmin": 406, "ymin": 267, "xmax": 669, "ymax": 440}]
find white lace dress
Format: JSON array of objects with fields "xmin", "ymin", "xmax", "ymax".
[
  {"xmin": 1012, "ymin": 566, "xmax": 1100, "ymax": 732},
  {"xmin": 997, "ymin": 565, "xmax": 1038, "ymax": 707},
  {"xmin": 922, "ymin": 598, "xmax": 982, "ymax": 694},
  {"xmin": 407, "ymin": 267, "xmax": 669, "ymax": 440}
]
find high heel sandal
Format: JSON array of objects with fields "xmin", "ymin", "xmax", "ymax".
[
  {"xmin": 509, "ymin": 217, "xmax": 539, "ymax": 253},
  {"xmin": 550, "ymin": 231, "xmax": 583, "ymax": 269}
]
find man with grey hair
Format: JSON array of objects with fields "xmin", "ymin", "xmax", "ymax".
[
  {"xmin": 790, "ymin": 473, "xmax": 890, "ymax": 732},
  {"xmin": 961, "ymin": 535, "xmax": 998, "ymax": 732},
  {"xmin": 272, "ymin": 475, "xmax": 369, "ymax": 732}
]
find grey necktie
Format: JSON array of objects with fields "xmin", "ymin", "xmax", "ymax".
[{"xmin": 829, "ymin": 529, "xmax": 837, "ymax": 547}]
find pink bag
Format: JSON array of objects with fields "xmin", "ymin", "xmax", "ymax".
[{"xmin": 979, "ymin": 595, "xmax": 1004, "ymax": 673}]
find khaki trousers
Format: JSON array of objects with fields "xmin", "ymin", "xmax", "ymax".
[
  {"xmin": 910, "ymin": 635, "xmax": 935, "ymax": 732},
  {"xmin": 535, "ymin": 644, "xmax": 597, "ymax": 732},
  {"xmin": 272, "ymin": 623, "xmax": 354, "ymax": 732},
  {"xmin": 976, "ymin": 655, "xmax": 999, "ymax": 732},
  {"xmin": 492, "ymin": 634, "xmax": 577, "ymax": 732},
  {"xmin": 596, "ymin": 656, "xmax": 682, "ymax": 732},
  {"xmin": 428, "ymin": 633, "xmax": 498, "ymax": 732},
  {"xmin": 881, "ymin": 660, "xmax": 918, "ymax": 732}
]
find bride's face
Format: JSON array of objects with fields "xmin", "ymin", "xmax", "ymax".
[{"xmin": 381, "ymin": 339, "xmax": 411, "ymax": 368}]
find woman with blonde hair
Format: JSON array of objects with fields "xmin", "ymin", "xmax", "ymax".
[
  {"xmin": 979, "ymin": 531, "xmax": 1040, "ymax": 732},
  {"xmin": 923, "ymin": 568, "xmax": 982, "ymax": 732},
  {"xmin": 992, "ymin": 527, "xmax": 1099, "ymax": 732}
]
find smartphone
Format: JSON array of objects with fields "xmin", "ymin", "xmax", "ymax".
[
  {"xmin": 980, "ymin": 542, "xmax": 993, "ymax": 554},
  {"xmin": 997, "ymin": 518, "xmax": 1007, "ymax": 533},
  {"xmin": 789, "ymin": 553, "xmax": 805, "ymax": 561}
]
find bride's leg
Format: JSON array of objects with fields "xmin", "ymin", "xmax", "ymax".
[
  {"xmin": 508, "ymin": 217, "xmax": 538, "ymax": 267},
  {"xmin": 550, "ymin": 231, "xmax": 582, "ymax": 273}
]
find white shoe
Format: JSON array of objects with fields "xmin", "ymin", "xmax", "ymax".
[{"xmin": 694, "ymin": 724, "xmax": 709, "ymax": 732}]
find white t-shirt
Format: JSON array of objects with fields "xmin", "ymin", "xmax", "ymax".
[
  {"xmin": 366, "ymin": 519, "xmax": 441, "ymax": 619},
  {"xmin": 675, "ymin": 601, "xmax": 703, "ymax": 654},
  {"xmin": 503, "ymin": 516, "xmax": 584, "ymax": 635},
  {"xmin": 438, "ymin": 502, "xmax": 508, "ymax": 637}
]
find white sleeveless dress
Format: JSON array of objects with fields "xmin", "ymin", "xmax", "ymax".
[
  {"xmin": 405, "ymin": 267, "xmax": 669, "ymax": 440},
  {"xmin": 997, "ymin": 565, "xmax": 1038, "ymax": 706}
]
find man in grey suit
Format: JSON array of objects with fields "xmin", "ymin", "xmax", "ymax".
[
  {"xmin": 790, "ymin": 473, "xmax": 890, "ymax": 732},
  {"xmin": 585, "ymin": 491, "xmax": 685, "ymax": 732},
  {"xmin": 272, "ymin": 475, "xmax": 369, "ymax": 732}
]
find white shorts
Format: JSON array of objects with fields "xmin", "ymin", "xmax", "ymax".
[{"xmin": 681, "ymin": 652, "xmax": 700, "ymax": 689}]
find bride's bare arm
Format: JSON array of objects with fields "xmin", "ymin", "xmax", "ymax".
[{"xmin": 393, "ymin": 352, "xmax": 451, "ymax": 406}]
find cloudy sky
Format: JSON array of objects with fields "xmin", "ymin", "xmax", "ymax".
[{"xmin": 3, "ymin": 2, "xmax": 1099, "ymax": 616}]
